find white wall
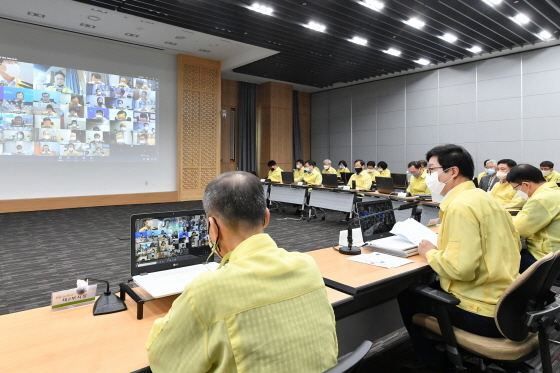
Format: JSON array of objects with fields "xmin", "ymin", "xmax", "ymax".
[
  {"xmin": 311, "ymin": 45, "xmax": 560, "ymax": 175},
  {"xmin": 0, "ymin": 20, "xmax": 177, "ymax": 200}
]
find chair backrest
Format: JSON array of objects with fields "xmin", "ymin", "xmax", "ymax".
[
  {"xmin": 323, "ymin": 340, "xmax": 372, "ymax": 373},
  {"xmin": 495, "ymin": 252, "xmax": 556, "ymax": 341}
]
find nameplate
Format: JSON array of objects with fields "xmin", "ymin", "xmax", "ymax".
[
  {"xmin": 297, "ymin": 182, "xmax": 303, "ymax": 185},
  {"xmin": 260, "ymin": 179, "xmax": 265, "ymax": 182},
  {"xmin": 342, "ymin": 186, "xmax": 351, "ymax": 190},
  {"xmin": 51, "ymin": 285, "xmax": 97, "ymax": 311},
  {"xmin": 397, "ymin": 192, "xmax": 408, "ymax": 197}
]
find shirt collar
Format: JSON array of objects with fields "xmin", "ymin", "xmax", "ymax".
[
  {"xmin": 229, "ymin": 233, "xmax": 277, "ymax": 263},
  {"xmin": 439, "ymin": 180, "xmax": 475, "ymax": 212}
]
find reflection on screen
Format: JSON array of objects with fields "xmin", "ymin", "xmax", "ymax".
[
  {"xmin": 0, "ymin": 57, "xmax": 158, "ymax": 162},
  {"xmin": 134, "ymin": 214, "xmax": 210, "ymax": 267}
]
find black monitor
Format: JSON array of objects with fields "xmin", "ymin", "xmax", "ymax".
[
  {"xmin": 130, "ymin": 210, "xmax": 212, "ymax": 276},
  {"xmin": 356, "ymin": 200, "xmax": 396, "ymax": 241},
  {"xmin": 281, "ymin": 171, "xmax": 294, "ymax": 183},
  {"xmin": 322, "ymin": 173, "xmax": 338, "ymax": 187},
  {"xmin": 392, "ymin": 173, "xmax": 407, "ymax": 188},
  {"xmin": 376, "ymin": 176, "xmax": 395, "ymax": 194},
  {"xmin": 339, "ymin": 172, "xmax": 353, "ymax": 184}
]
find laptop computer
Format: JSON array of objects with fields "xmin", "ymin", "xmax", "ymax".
[
  {"xmin": 376, "ymin": 176, "xmax": 395, "ymax": 194},
  {"xmin": 131, "ymin": 210, "xmax": 218, "ymax": 298},
  {"xmin": 392, "ymin": 173, "xmax": 408, "ymax": 189},
  {"xmin": 356, "ymin": 199, "xmax": 396, "ymax": 241},
  {"xmin": 281, "ymin": 171, "xmax": 294, "ymax": 183},
  {"xmin": 322, "ymin": 173, "xmax": 338, "ymax": 187},
  {"xmin": 339, "ymin": 172, "xmax": 353, "ymax": 184}
]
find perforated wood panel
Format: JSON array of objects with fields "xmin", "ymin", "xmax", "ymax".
[{"xmin": 177, "ymin": 55, "xmax": 221, "ymax": 200}]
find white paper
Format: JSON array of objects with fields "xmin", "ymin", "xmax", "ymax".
[
  {"xmin": 365, "ymin": 235, "xmax": 417, "ymax": 250},
  {"xmin": 339, "ymin": 227, "xmax": 364, "ymax": 246},
  {"xmin": 347, "ymin": 252, "xmax": 413, "ymax": 268},
  {"xmin": 390, "ymin": 218, "xmax": 438, "ymax": 247}
]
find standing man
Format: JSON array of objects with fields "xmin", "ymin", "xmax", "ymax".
[
  {"xmin": 146, "ymin": 172, "xmax": 338, "ymax": 372},
  {"xmin": 478, "ymin": 159, "xmax": 499, "ymax": 192},
  {"xmin": 490, "ymin": 159, "xmax": 525, "ymax": 208},
  {"xmin": 347, "ymin": 159, "xmax": 372, "ymax": 190},
  {"xmin": 267, "ymin": 160, "xmax": 283, "ymax": 182},
  {"xmin": 507, "ymin": 164, "xmax": 560, "ymax": 272},
  {"xmin": 540, "ymin": 161, "xmax": 560, "ymax": 185},
  {"xmin": 398, "ymin": 144, "xmax": 520, "ymax": 370},
  {"xmin": 322, "ymin": 159, "xmax": 337, "ymax": 175},
  {"xmin": 406, "ymin": 161, "xmax": 430, "ymax": 195}
]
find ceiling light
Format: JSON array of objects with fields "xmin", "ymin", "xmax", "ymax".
[
  {"xmin": 349, "ymin": 36, "xmax": 368, "ymax": 45},
  {"xmin": 468, "ymin": 46, "xmax": 482, "ymax": 53},
  {"xmin": 384, "ymin": 48, "xmax": 401, "ymax": 56},
  {"xmin": 440, "ymin": 33, "xmax": 458, "ymax": 43},
  {"xmin": 248, "ymin": 3, "xmax": 274, "ymax": 16},
  {"xmin": 512, "ymin": 13, "xmax": 530, "ymax": 25},
  {"xmin": 359, "ymin": 0, "xmax": 384, "ymax": 11},
  {"xmin": 482, "ymin": 0, "xmax": 502, "ymax": 6},
  {"xmin": 537, "ymin": 30, "xmax": 553, "ymax": 40},
  {"xmin": 304, "ymin": 21, "xmax": 326, "ymax": 33},
  {"xmin": 404, "ymin": 18, "xmax": 425, "ymax": 29},
  {"xmin": 414, "ymin": 58, "xmax": 430, "ymax": 66}
]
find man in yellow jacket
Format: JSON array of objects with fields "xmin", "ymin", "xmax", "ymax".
[
  {"xmin": 540, "ymin": 161, "xmax": 560, "ymax": 185},
  {"xmin": 267, "ymin": 160, "xmax": 283, "ymax": 182},
  {"xmin": 302, "ymin": 160, "xmax": 323, "ymax": 185},
  {"xmin": 490, "ymin": 158, "xmax": 525, "ymax": 208},
  {"xmin": 366, "ymin": 161, "xmax": 377, "ymax": 182},
  {"xmin": 347, "ymin": 159, "xmax": 372, "ymax": 190},
  {"xmin": 507, "ymin": 164, "xmax": 560, "ymax": 272},
  {"xmin": 406, "ymin": 161, "xmax": 430, "ymax": 195},
  {"xmin": 322, "ymin": 159, "xmax": 337, "ymax": 175},
  {"xmin": 337, "ymin": 160, "xmax": 350, "ymax": 177},
  {"xmin": 476, "ymin": 159, "xmax": 491, "ymax": 183},
  {"xmin": 374, "ymin": 161, "xmax": 391, "ymax": 180},
  {"xmin": 146, "ymin": 172, "xmax": 338, "ymax": 372},
  {"xmin": 293, "ymin": 159, "xmax": 305, "ymax": 181},
  {"xmin": 398, "ymin": 144, "xmax": 520, "ymax": 369}
]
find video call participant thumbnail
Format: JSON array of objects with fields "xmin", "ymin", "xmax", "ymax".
[
  {"xmin": 38, "ymin": 129, "xmax": 56, "ymax": 142},
  {"xmin": 88, "ymin": 73, "xmax": 104, "ymax": 85},
  {"xmin": 10, "ymin": 115, "xmax": 25, "ymax": 127},
  {"xmin": 0, "ymin": 60, "xmax": 33, "ymax": 88},
  {"xmin": 94, "ymin": 96, "xmax": 106, "ymax": 108},
  {"xmin": 63, "ymin": 143, "xmax": 81, "ymax": 156},
  {"xmin": 12, "ymin": 144, "xmax": 27, "ymax": 155},
  {"xmin": 41, "ymin": 117, "xmax": 55, "ymax": 129},
  {"xmin": 38, "ymin": 144, "xmax": 54, "ymax": 156},
  {"xmin": 41, "ymin": 104, "xmax": 58, "ymax": 117},
  {"xmin": 45, "ymin": 71, "xmax": 73, "ymax": 94},
  {"xmin": 115, "ymin": 110, "xmax": 131, "ymax": 121},
  {"xmin": 69, "ymin": 95, "xmax": 83, "ymax": 108},
  {"xmin": 66, "ymin": 119, "xmax": 81, "ymax": 130},
  {"xmin": 37, "ymin": 91, "xmax": 57, "ymax": 104},
  {"xmin": 92, "ymin": 145, "xmax": 107, "ymax": 156}
]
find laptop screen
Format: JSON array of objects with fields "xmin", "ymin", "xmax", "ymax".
[
  {"xmin": 322, "ymin": 173, "xmax": 338, "ymax": 187},
  {"xmin": 392, "ymin": 173, "xmax": 407, "ymax": 188},
  {"xmin": 376, "ymin": 176, "xmax": 395, "ymax": 194},
  {"xmin": 131, "ymin": 210, "xmax": 212, "ymax": 276},
  {"xmin": 356, "ymin": 200, "xmax": 396, "ymax": 241},
  {"xmin": 281, "ymin": 171, "xmax": 294, "ymax": 183}
]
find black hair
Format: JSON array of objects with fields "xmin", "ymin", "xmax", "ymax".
[
  {"xmin": 408, "ymin": 161, "xmax": 421, "ymax": 169},
  {"xmin": 46, "ymin": 104, "xmax": 53, "ymax": 110},
  {"xmin": 366, "ymin": 161, "xmax": 376, "ymax": 168},
  {"xmin": 483, "ymin": 159, "xmax": 490, "ymax": 166},
  {"xmin": 295, "ymin": 159, "xmax": 304, "ymax": 165},
  {"xmin": 139, "ymin": 113, "xmax": 148, "ymax": 118},
  {"xmin": 497, "ymin": 159, "xmax": 517, "ymax": 168},
  {"xmin": 338, "ymin": 160, "xmax": 347, "ymax": 167},
  {"xmin": 354, "ymin": 159, "xmax": 365, "ymax": 167},
  {"xmin": 117, "ymin": 110, "xmax": 126, "ymax": 116},
  {"xmin": 426, "ymin": 144, "xmax": 475, "ymax": 179},
  {"xmin": 54, "ymin": 71, "xmax": 65, "ymax": 78},
  {"xmin": 506, "ymin": 164, "xmax": 546, "ymax": 184},
  {"xmin": 71, "ymin": 95, "xmax": 80, "ymax": 101},
  {"xmin": 91, "ymin": 73, "xmax": 102, "ymax": 79},
  {"xmin": 95, "ymin": 110, "xmax": 103, "ymax": 114},
  {"xmin": 377, "ymin": 161, "xmax": 388, "ymax": 170},
  {"xmin": 267, "ymin": 160, "xmax": 277, "ymax": 167},
  {"xmin": 418, "ymin": 160, "xmax": 427, "ymax": 168},
  {"xmin": 203, "ymin": 171, "xmax": 267, "ymax": 228},
  {"xmin": 540, "ymin": 161, "xmax": 554, "ymax": 168},
  {"xmin": 42, "ymin": 117, "xmax": 51, "ymax": 122},
  {"xmin": 305, "ymin": 160, "xmax": 316, "ymax": 167}
]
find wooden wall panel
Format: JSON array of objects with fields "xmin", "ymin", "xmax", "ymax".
[
  {"xmin": 298, "ymin": 92, "xmax": 311, "ymax": 161},
  {"xmin": 221, "ymin": 79, "xmax": 238, "ymax": 174},
  {"xmin": 177, "ymin": 55, "xmax": 221, "ymax": 201}
]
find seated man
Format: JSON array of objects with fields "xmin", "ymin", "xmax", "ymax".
[
  {"xmin": 302, "ymin": 160, "xmax": 322, "ymax": 185},
  {"xmin": 478, "ymin": 159, "xmax": 498, "ymax": 192},
  {"xmin": 374, "ymin": 161, "xmax": 391, "ymax": 179},
  {"xmin": 322, "ymin": 159, "xmax": 337, "ymax": 175},
  {"xmin": 293, "ymin": 158, "xmax": 305, "ymax": 181},
  {"xmin": 347, "ymin": 159, "xmax": 372, "ymax": 190},
  {"xmin": 266, "ymin": 160, "xmax": 283, "ymax": 182},
  {"xmin": 398, "ymin": 144, "xmax": 520, "ymax": 370},
  {"xmin": 337, "ymin": 160, "xmax": 350, "ymax": 177},
  {"xmin": 146, "ymin": 172, "xmax": 338, "ymax": 372},
  {"xmin": 490, "ymin": 158, "xmax": 525, "ymax": 208},
  {"xmin": 477, "ymin": 159, "xmax": 491, "ymax": 183},
  {"xmin": 507, "ymin": 164, "xmax": 560, "ymax": 272},
  {"xmin": 407, "ymin": 160, "xmax": 430, "ymax": 195},
  {"xmin": 366, "ymin": 161, "xmax": 377, "ymax": 182},
  {"xmin": 540, "ymin": 161, "xmax": 560, "ymax": 185}
]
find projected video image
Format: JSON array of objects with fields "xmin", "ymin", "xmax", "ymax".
[{"xmin": 0, "ymin": 57, "xmax": 158, "ymax": 161}]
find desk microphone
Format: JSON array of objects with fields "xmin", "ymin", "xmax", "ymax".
[
  {"xmin": 339, "ymin": 201, "xmax": 420, "ymax": 256},
  {"xmin": 77, "ymin": 277, "xmax": 127, "ymax": 316}
]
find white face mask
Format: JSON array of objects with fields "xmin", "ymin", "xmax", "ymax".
[
  {"xmin": 426, "ymin": 169, "xmax": 452, "ymax": 203},
  {"xmin": 296, "ymin": 164, "xmax": 301, "ymax": 169},
  {"xmin": 304, "ymin": 167, "xmax": 310, "ymax": 172},
  {"xmin": 323, "ymin": 165, "xmax": 329, "ymax": 170},
  {"xmin": 4, "ymin": 63, "xmax": 20, "ymax": 77},
  {"xmin": 139, "ymin": 140, "xmax": 146, "ymax": 144},
  {"xmin": 516, "ymin": 184, "xmax": 529, "ymax": 200},
  {"xmin": 117, "ymin": 139, "xmax": 124, "ymax": 143},
  {"xmin": 44, "ymin": 135, "xmax": 50, "ymax": 140},
  {"xmin": 542, "ymin": 170, "xmax": 551, "ymax": 177},
  {"xmin": 496, "ymin": 171, "xmax": 508, "ymax": 181},
  {"xmin": 367, "ymin": 169, "xmax": 375, "ymax": 173},
  {"xmin": 339, "ymin": 165, "xmax": 344, "ymax": 169}
]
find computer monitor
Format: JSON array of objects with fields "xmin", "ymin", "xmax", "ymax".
[
  {"xmin": 131, "ymin": 210, "xmax": 212, "ymax": 276},
  {"xmin": 339, "ymin": 172, "xmax": 353, "ymax": 184},
  {"xmin": 376, "ymin": 176, "xmax": 395, "ymax": 194},
  {"xmin": 281, "ymin": 171, "xmax": 294, "ymax": 183},
  {"xmin": 356, "ymin": 200, "xmax": 396, "ymax": 241},
  {"xmin": 322, "ymin": 173, "xmax": 338, "ymax": 187},
  {"xmin": 392, "ymin": 173, "xmax": 407, "ymax": 188}
]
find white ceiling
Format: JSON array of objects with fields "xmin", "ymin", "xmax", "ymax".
[{"xmin": 0, "ymin": 0, "xmax": 322, "ymax": 92}]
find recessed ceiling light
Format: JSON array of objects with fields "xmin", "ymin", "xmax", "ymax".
[
  {"xmin": 468, "ymin": 46, "xmax": 482, "ymax": 53},
  {"xmin": 414, "ymin": 58, "xmax": 430, "ymax": 65},
  {"xmin": 248, "ymin": 3, "xmax": 274, "ymax": 15},
  {"xmin": 511, "ymin": 13, "xmax": 530, "ymax": 25},
  {"xmin": 360, "ymin": 0, "xmax": 384, "ymax": 11},
  {"xmin": 349, "ymin": 36, "xmax": 368, "ymax": 46},
  {"xmin": 481, "ymin": 0, "xmax": 502, "ymax": 6},
  {"xmin": 27, "ymin": 12, "xmax": 45, "ymax": 18},
  {"xmin": 440, "ymin": 33, "xmax": 458, "ymax": 43},
  {"xmin": 537, "ymin": 30, "xmax": 553, "ymax": 40},
  {"xmin": 404, "ymin": 18, "xmax": 425, "ymax": 29},
  {"xmin": 304, "ymin": 21, "xmax": 326, "ymax": 33},
  {"xmin": 125, "ymin": 33, "xmax": 139, "ymax": 37},
  {"xmin": 384, "ymin": 48, "xmax": 401, "ymax": 56},
  {"xmin": 80, "ymin": 23, "xmax": 96, "ymax": 28}
]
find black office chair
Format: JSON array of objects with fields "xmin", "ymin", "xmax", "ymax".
[
  {"xmin": 323, "ymin": 340, "xmax": 372, "ymax": 373},
  {"xmin": 410, "ymin": 251, "xmax": 560, "ymax": 373}
]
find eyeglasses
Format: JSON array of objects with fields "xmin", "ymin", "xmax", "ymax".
[
  {"xmin": 511, "ymin": 183, "xmax": 526, "ymax": 191},
  {"xmin": 427, "ymin": 166, "xmax": 453, "ymax": 175}
]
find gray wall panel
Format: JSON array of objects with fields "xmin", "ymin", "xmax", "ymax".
[
  {"xmin": 477, "ymin": 75, "xmax": 521, "ymax": 101},
  {"xmin": 330, "ymin": 147, "xmax": 352, "ymax": 166},
  {"xmin": 377, "ymin": 93, "xmax": 405, "ymax": 113},
  {"xmin": 311, "ymin": 147, "xmax": 329, "ymax": 164},
  {"xmin": 352, "ymin": 97, "xmax": 377, "ymax": 116},
  {"xmin": 352, "ymin": 113, "xmax": 377, "ymax": 132},
  {"xmin": 353, "ymin": 146, "xmax": 377, "ymax": 163},
  {"xmin": 378, "ymin": 110, "xmax": 405, "ymax": 129},
  {"xmin": 523, "ymin": 46, "xmax": 560, "ymax": 74},
  {"xmin": 330, "ymin": 116, "xmax": 351, "ymax": 133},
  {"xmin": 330, "ymin": 131, "xmax": 351, "ymax": 148},
  {"xmin": 477, "ymin": 97, "xmax": 521, "ymax": 122},
  {"xmin": 523, "ymin": 117, "xmax": 560, "ymax": 140},
  {"xmin": 476, "ymin": 141, "xmax": 521, "ymax": 162},
  {"xmin": 406, "ymin": 88, "xmax": 438, "ymax": 110},
  {"xmin": 523, "ymin": 93, "xmax": 560, "ymax": 119},
  {"xmin": 407, "ymin": 107, "xmax": 439, "ymax": 127},
  {"xmin": 440, "ymin": 123, "xmax": 477, "ymax": 144},
  {"xmin": 439, "ymin": 83, "xmax": 476, "ymax": 106},
  {"xmin": 311, "ymin": 119, "xmax": 329, "ymax": 135},
  {"xmin": 377, "ymin": 145, "xmax": 406, "ymax": 164},
  {"xmin": 439, "ymin": 63, "xmax": 476, "ymax": 87},
  {"xmin": 439, "ymin": 103, "xmax": 477, "ymax": 125},
  {"xmin": 311, "ymin": 133, "xmax": 330, "ymax": 150},
  {"xmin": 475, "ymin": 119, "xmax": 522, "ymax": 142},
  {"xmin": 406, "ymin": 71, "xmax": 438, "ymax": 92},
  {"xmin": 523, "ymin": 69, "xmax": 560, "ymax": 96},
  {"xmin": 523, "ymin": 140, "xmax": 559, "ymax": 165},
  {"xmin": 353, "ymin": 130, "xmax": 377, "ymax": 147},
  {"xmin": 376, "ymin": 76, "xmax": 406, "ymax": 97},
  {"xmin": 477, "ymin": 54, "xmax": 521, "ymax": 81},
  {"xmin": 406, "ymin": 125, "xmax": 439, "ymax": 145},
  {"xmin": 407, "ymin": 144, "xmax": 438, "ymax": 163},
  {"xmin": 378, "ymin": 128, "xmax": 405, "ymax": 146}
]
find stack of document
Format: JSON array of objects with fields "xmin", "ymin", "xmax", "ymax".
[
  {"xmin": 364, "ymin": 218, "xmax": 438, "ymax": 257},
  {"xmin": 347, "ymin": 252, "xmax": 413, "ymax": 268}
]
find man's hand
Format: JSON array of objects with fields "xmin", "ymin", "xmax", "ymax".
[{"xmin": 418, "ymin": 239, "xmax": 437, "ymax": 259}]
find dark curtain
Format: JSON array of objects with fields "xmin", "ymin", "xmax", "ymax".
[
  {"xmin": 237, "ymin": 82, "xmax": 257, "ymax": 172},
  {"xmin": 292, "ymin": 90, "xmax": 303, "ymax": 162}
]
